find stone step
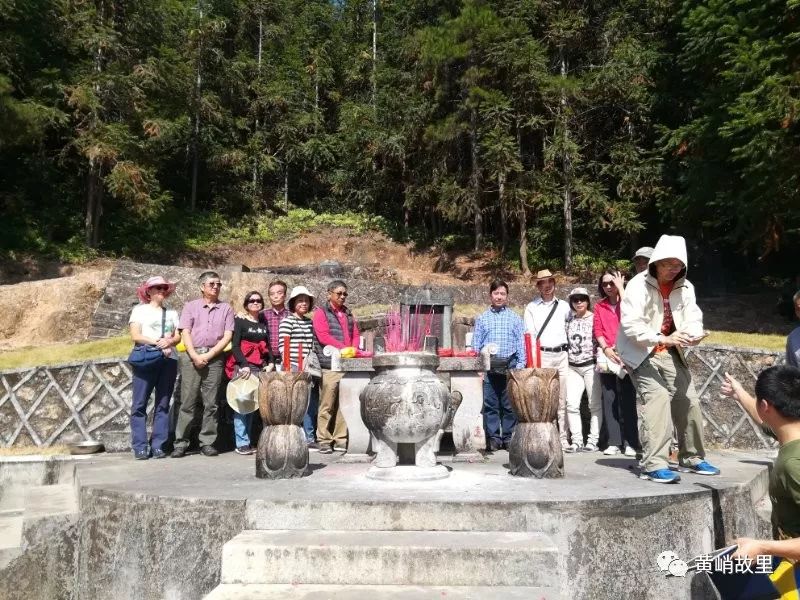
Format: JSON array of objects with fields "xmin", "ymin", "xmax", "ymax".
[
  {"xmin": 205, "ymin": 583, "xmax": 559, "ymax": 600},
  {"xmin": 22, "ymin": 484, "xmax": 78, "ymax": 519},
  {"xmin": 0, "ymin": 514, "xmax": 24, "ymax": 569},
  {"xmin": 220, "ymin": 530, "xmax": 558, "ymax": 587}
]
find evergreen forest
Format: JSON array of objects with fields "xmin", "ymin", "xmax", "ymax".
[{"xmin": 1, "ymin": 0, "xmax": 798, "ymax": 285}]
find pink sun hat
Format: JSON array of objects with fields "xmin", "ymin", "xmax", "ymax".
[{"xmin": 136, "ymin": 276, "xmax": 177, "ymax": 304}]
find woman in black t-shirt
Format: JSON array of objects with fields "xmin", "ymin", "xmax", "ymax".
[{"xmin": 229, "ymin": 291, "xmax": 271, "ymax": 455}]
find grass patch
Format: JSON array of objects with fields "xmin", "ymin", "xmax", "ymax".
[
  {"xmin": 0, "ymin": 444, "xmax": 70, "ymax": 456},
  {"xmin": 0, "ymin": 336, "xmax": 130, "ymax": 371},
  {"xmin": 703, "ymin": 330, "xmax": 785, "ymax": 352}
]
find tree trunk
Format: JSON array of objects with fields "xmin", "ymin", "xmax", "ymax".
[
  {"xmin": 284, "ymin": 166, "xmax": 289, "ymax": 211},
  {"xmin": 499, "ymin": 171, "xmax": 507, "ymax": 254},
  {"xmin": 371, "ymin": 0, "xmax": 377, "ymax": 110},
  {"xmin": 252, "ymin": 15, "xmax": 263, "ymax": 195},
  {"xmin": 519, "ymin": 199, "xmax": 530, "ymax": 276},
  {"xmin": 190, "ymin": 0, "xmax": 204, "ymax": 212},
  {"xmin": 85, "ymin": 159, "xmax": 102, "ymax": 248},
  {"xmin": 470, "ymin": 107, "xmax": 482, "ymax": 251},
  {"xmin": 560, "ymin": 47, "xmax": 573, "ymax": 273}
]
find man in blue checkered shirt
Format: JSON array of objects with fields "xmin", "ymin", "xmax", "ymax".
[{"xmin": 472, "ymin": 279, "xmax": 526, "ymax": 451}]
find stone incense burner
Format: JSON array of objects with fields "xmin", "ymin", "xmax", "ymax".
[{"xmin": 359, "ymin": 352, "xmax": 452, "ymax": 480}]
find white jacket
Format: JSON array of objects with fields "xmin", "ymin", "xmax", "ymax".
[{"xmin": 616, "ymin": 235, "xmax": 704, "ymax": 369}]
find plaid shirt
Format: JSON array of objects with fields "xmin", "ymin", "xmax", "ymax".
[
  {"xmin": 261, "ymin": 306, "xmax": 290, "ymax": 356},
  {"xmin": 472, "ymin": 306, "xmax": 526, "ymax": 368}
]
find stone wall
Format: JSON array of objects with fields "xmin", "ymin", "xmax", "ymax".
[
  {"xmin": 89, "ymin": 259, "xmax": 587, "ymax": 339},
  {"xmin": 0, "ymin": 341, "xmax": 785, "ymax": 452}
]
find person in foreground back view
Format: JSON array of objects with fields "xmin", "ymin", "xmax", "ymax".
[
  {"xmin": 721, "ymin": 366, "xmax": 800, "ymax": 559},
  {"xmin": 616, "ymin": 234, "xmax": 719, "ymax": 483}
]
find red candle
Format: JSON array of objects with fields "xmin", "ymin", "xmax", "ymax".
[
  {"xmin": 297, "ymin": 342, "xmax": 304, "ymax": 371},
  {"xmin": 524, "ymin": 332, "xmax": 534, "ymax": 368},
  {"xmin": 282, "ymin": 337, "xmax": 290, "ymax": 371},
  {"xmin": 535, "ymin": 339, "xmax": 542, "ymax": 369}
]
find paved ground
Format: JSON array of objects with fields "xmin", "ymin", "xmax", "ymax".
[{"xmin": 74, "ymin": 448, "xmax": 772, "ymax": 504}]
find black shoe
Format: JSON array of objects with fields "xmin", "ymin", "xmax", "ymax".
[
  {"xmin": 487, "ymin": 439, "xmax": 502, "ymax": 452},
  {"xmin": 501, "ymin": 439, "xmax": 512, "ymax": 450},
  {"xmin": 318, "ymin": 444, "xmax": 333, "ymax": 454},
  {"xmin": 307, "ymin": 441, "xmax": 321, "ymax": 452},
  {"xmin": 171, "ymin": 446, "xmax": 187, "ymax": 458},
  {"xmin": 152, "ymin": 448, "xmax": 167, "ymax": 459},
  {"xmin": 200, "ymin": 445, "xmax": 219, "ymax": 457},
  {"xmin": 235, "ymin": 445, "xmax": 255, "ymax": 455},
  {"xmin": 134, "ymin": 449, "xmax": 149, "ymax": 460}
]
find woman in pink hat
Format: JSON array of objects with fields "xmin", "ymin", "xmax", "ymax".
[{"xmin": 128, "ymin": 276, "xmax": 181, "ymax": 460}]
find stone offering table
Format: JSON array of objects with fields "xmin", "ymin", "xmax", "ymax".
[{"xmin": 337, "ymin": 354, "xmax": 488, "ymax": 462}]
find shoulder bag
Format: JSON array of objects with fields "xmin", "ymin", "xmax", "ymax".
[{"xmin": 128, "ymin": 308, "xmax": 167, "ymax": 369}]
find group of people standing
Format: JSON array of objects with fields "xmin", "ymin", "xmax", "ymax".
[
  {"xmin": 474, "ymin": 234, "xmax": 720, "ymax": 484},
  {"xmin": 127, "ymin": 272, "xmax": 359, "ymax": 460}
]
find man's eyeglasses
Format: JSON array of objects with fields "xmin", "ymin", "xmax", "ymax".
[
  {"xmin": 333, "ymin": 291, "xmax": 348, "ymax": 298},
  {"xmin": 247, "ymin": 298, "xmax": 264, "ymax": 305},
  {"xmin": 205, "ymin": 282, "xmax": 222, "ymax": 288},
  {"xmin": 150, "ymin": 285, "xmax": 169, "ymax": 292}
]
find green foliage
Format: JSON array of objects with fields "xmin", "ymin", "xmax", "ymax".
[{"xmin": 0, "ymin": 0, "xmax": 795, "ymax": 283}]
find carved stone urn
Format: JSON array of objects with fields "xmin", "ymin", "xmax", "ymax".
[
  {"xmin": 360, "ymin": 353, "xmax": 451, "ymax": 480},
  {"xmin": 507, "ymin": 368, "xmax": 564, "ymax": 478},
  {"xmin": 256, "ymin": 371, "xmax": 312, "ymax": 479}
]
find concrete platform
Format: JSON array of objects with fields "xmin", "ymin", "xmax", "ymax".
[
  {"xmin": 205, "ymin": 584, "xmax": 556, "ymax": 600},
  {"xmin": 63, "ymin": 449, "xmax": 771, "ymax": 600}
]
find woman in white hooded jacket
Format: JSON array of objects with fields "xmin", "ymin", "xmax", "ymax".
[{"xmin": 616, "ymin": 234, "xmax": 719, "ymax": 483}]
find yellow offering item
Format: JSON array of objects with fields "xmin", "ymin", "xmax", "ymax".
[
  {"xmin": 340, "ymin": 347, "xmax": 356, "ymax": 359},
  {"xmin": 223, "ymin": 341, "xmax": 232, "ymax": 352},
  {"xmin": 176, "ymin": 341, "xmax": 186, "ymax": 352}
]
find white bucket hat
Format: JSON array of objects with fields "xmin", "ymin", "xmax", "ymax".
[
  {"xmin": 226, "ymin": 376, "xmax": 260, "ymax": 415},
  {"xmin": 287, "ymin": 285, "xmax": 315, "ymax": 312}
]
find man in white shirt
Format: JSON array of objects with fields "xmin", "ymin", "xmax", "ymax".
[{"xmin": 524, "ymin": 269, "xmax": 572, "ymax": 449}]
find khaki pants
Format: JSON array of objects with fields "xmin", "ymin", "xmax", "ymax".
[
  {"xmin": 174, "ymin": 353, "xmax": 224, "ymax": 449},
  {"xmin": 631, "ymin": 348, "xmax": 706, "ymax": 472},
  {"xmin": 541, "ymin": 351, "xmax": 569, "ymax": 444},
  {"xmin": 317, "ymin": 370, "xmax": 348, "ymax": 446}
]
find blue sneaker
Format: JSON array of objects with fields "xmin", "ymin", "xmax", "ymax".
[
  {"xmin": 640, "ymin": 469, "xmax": 681, "ymax": 483},
  {"xmin": 133, "ymin": 449, "xmax": 149, "ymax": 460},
  {"xmin": 680, "ymin": 461, "xmax": 720, "ymax": 476}
]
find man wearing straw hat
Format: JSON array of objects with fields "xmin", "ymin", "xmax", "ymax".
[
  {"xmin": 524, "ymin": 269, "xmax": 572, "ymax": 449},
  {"xmin": 172, "ymin": 271, "xmax": 235, "ymax": 458}
]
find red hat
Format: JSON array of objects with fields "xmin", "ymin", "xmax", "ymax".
[{"xmin": 136, "ymin": 276, "xmax": 176, "ymax": 304}]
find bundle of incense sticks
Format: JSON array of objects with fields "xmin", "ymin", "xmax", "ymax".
[{"xmin": 383, "ymin": 304, "xmax": 436, "ymax": 352}]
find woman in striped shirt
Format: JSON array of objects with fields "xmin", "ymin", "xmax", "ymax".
[{"xmin": 278, "ymin": 286, "xmax": 319, "ymax": 449}]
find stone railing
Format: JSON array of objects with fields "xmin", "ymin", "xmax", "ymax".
[{"xmin": 0, "ymin": 338, "xmax": 786, "ymax": 452}]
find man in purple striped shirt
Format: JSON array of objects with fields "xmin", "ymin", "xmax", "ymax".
[
  {"xmin": 172, "ymin": 271, "xmax": 234, "ymax": 458},
  {"xmin": 261, "ymin": 280, "xmax": 290, "ymax": 364}
]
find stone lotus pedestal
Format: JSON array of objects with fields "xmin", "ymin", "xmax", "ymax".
[
  {"xmin": 359, "ymin": 353, "xmax": 451, "ymax": 481},
  {"xmin": 507, "ymin": 368, "xmax": 564, "ymax": 478},
  {"xmin": 256, "ymin": 371, "xmax": 312, "ymax": 479}
]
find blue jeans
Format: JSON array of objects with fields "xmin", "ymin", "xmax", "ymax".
[
  {"xmin": 304, "ymin": 381, "xmax": 319, "ymax": 442},
  {"xmin": 483, "ymin": 372, "xmax": 517, "ymax": 443},
  {"xmin": 233, "ymin": 412, "xmax": 253, "ymax": 448},
  {"xmin": 131, "ymin": 358, "xmax": 178, "ymax": 453}
]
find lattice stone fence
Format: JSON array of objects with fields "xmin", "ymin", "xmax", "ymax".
[{"xmin": 0, "ymin": 344, "xmax": 786, "ymax": 452}]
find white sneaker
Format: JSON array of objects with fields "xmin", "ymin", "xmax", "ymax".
[
  {"xmin": 624, "ymin": 446, "xmax": 638, "ymax": 457},
  {"xmin": 603, "ymin": 446, "xmax": 621, "ymax": 455},
  {"xmin": 583, "ymin": 443, "xmax": 598, "ymax": 452},
  {"xmin": 565, "ymin": 443, "xmax": 580, "ymax": 453}
]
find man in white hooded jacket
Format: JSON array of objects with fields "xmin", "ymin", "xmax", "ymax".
[{"xmin": 616, "ymin": 234, "xmax": 720, "ymax": 483}]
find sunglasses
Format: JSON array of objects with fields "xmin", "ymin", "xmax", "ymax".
[
  {"xmin": 205, "ymin": 281, "xmax": 222, "ymax": 288},
  {"xmin": 247, "ymin": 298, "xmax": 264, "ymax": 305},
  {"xmin": 332, "ymin": 291, "xmax": 348, "ymax": 298},
  {"xmin": 601, "ymin": 281, "xmax": 615, "ymax": 287},
  {"xmin": 572, "ymin": 297, "xmax": 589, "ymax": 303},
  {"xmin": 149, "ymin": 285, "xmax": 169, "ymax": 292}
]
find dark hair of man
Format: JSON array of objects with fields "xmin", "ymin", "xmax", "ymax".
[
  {"xmin": 755, "ymin": 366, "xmax": 800, "ymax": 420},
  {"xmin": 242, "ymin": 290, "xmax": 263, "ymax": 309},
  {"xmin": 597, "ymin": 268, "xmax": 619, "ymax": 299},
  {"xmin": 198, "ymin": 271, "xmax": 220, "ymax": 284},
  {"xmin": 327, "ymin": 279, "xmax": 348, "ymax": 292},
  {"xmin": 489, "ymin": 279, "xmax": 509, "ymax": 294},
  {"xmin": 268, "ymin": 279, "xmax": 287, "ymax": 293}
]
